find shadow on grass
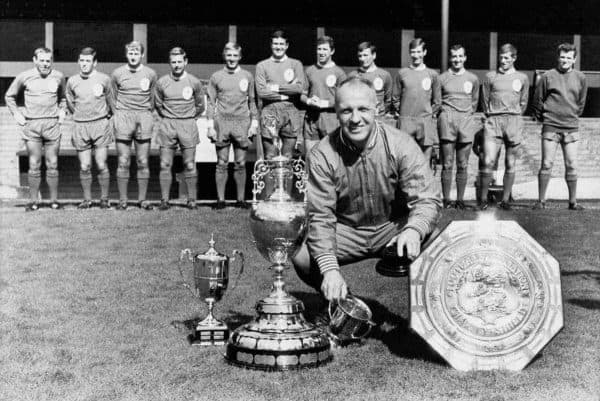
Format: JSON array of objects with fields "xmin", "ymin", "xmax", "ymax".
[{"xmin": 568, "ymin": 298, "xmax": 600, "ymax": 310}]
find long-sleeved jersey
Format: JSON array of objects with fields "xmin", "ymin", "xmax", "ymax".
[
  {"xmin": 531, "ymin": 68, "xmax": 587, "ymax": 132},
  {"xmin": 5, "ymin": 68, "xmax": 66, "ymax": 119},
  {"xmin": 207, "ymin": 67, "xmax": 258, "ymax": 120},
  {"xmin": 307, "ymin": 122, "xmax": 441, "ymax": 273},
  {"xmin": 348, "ymin": 67, "xmax": 392, "ymax": 115},
  {"xmin": 111, "ymin": 64, "xmax": 157, "ymax": 111},
  {"xmin": 393, "ymin": 67, "xmax": 441, "ymax": 118},
  {"xmin": 481, "ymin": 69, "xmax": 529, "ymax": 116},
  {"xmin": 255, "ymin": 56, "xmax": 304, "ymax": 106},
  {"xmin": 66, "ymin": 70, "xmax": 113, "ymax": 122},
  {"xmin": 303, "ymin": 64, "xmax": 347, "ymax": 109},
  {"xmin": 439, "ymin": 69, "xmax": 480, "ymax": 113},
  {"xmin": 154, "ymin": 71, "xmax": 204, "ymax": 119}
]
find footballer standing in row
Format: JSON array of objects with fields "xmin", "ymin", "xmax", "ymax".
[
  {"xmin": 301, "ymin": 35, "xmax": 346, "ymax": 155},
  {"xmin": 207, "ymin": 42, "xmax": 258, "ymax": 209},
  {"xmin": 478, "ymin": 43, "xmax": 529, "ymax": 210},
  {"xmin": 5, "ymin": 47, "xmax": 66, "ymax": 211},
  {"xmin": 111, "ymin": 41, "xmax": 158, "ymax": 210},
  {"xmin": 255, "ymin": 30, "xmax": 305, "ymax": 159},
  {"xmin": 438, "ymin": 44, "xmax": 480, "ymax": 209},
  {"xmin": 393, "ymin": 38, "xmax": 441, "ymax": 163},
  {"xmin": 66, "ymin": 47, "xmax": 114, "ymax": 209},
  {"xmin": 348, "ymin": 42, "xmax": 392, "ymax": 117},
  {"xmin": 154, "ymin": 47, "xmax": 204, "ymax": 210}
]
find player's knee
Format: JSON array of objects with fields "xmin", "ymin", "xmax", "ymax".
[
  {"xmin": 215, "ymin": 161, "xmax": 228, "ymax": 173},
  {"xmin": 184, "ymin": 161, "xmax": 196, "ymax": 173},
  {"xmin": 160, "ymin": 159, "xmax": 172, "ymax": 171},
  {"xmin": 80, "ymin": 164, "xmax": 92, "ymax": 174},
  {"xmin": 136, "ymin": 158, "xmax": 149, "ymax": 170},
  {"xmin": 234, "ymin": 162, "xmax": 245, "ymax": 171},
  {"xmin": 117, "ymin": 157, "xmax": 130, "ymax": 169},
  {"xmin": 565, "ymin": 163, "xmax": 578, "ymax": 176},
  {"xmin": 46, "ymin": 160, "xmax": 59, "ymax": 171},
  {"xmin": 456, "ymin": 162, "xmax": 468, "ymax": 174},
  {"xmin": 541, "ymin": 158, "xmax": 554, "ymax": 171},
  {"xmin": 442, "ymin": 159, "xmax": 454, "ymax": 171}
]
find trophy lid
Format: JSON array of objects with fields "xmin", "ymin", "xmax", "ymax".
[{"xmin": 196, "ymin": 234, "xmax": 228, "ymax": 262}]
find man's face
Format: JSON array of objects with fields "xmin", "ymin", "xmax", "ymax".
[
  {"xmin": 169, "ymin": 54, "xmax": 187, "ymax": 76},
  {"xmin": 557, "ymin": 50, "xmax": 576, "ymax": 72},
  {"xmin": 449, "ymin": 48, "xmax": 466, "ymax": 71},
  {"xmin": 34, "ymin": 52, "xmax": 53, "ymax": 76},
  {"xmin": 336, "ymin": 83, "xmax": 377, "ymax": 147},
  {"xmin": 224, "ymin": 49, "xmax": 241, "ymax": 69},
  {"xmin": 271, "ymin": 37, "xmax": 288, "ymax": 59},
  {"xmin": 498, "ymin": 52, "xmax": 516, "ymax": 72},
  {"xmin": 78, "ymin": 54, "xmax": 96, "ymax": 76},
  {"xmin": 126, "ymin": 47, "xmax": 143, "ymax": 68},
  {"xmin": 358, "ymin": 49, "xmax": 375, "ymax": 69},
  {"xmin": 410, "ymin": 45, "xmax": 427, "ymax": 67},
  {"xmin": 316, "ymin": 43, "xmax": 334, "ymax": 66}
]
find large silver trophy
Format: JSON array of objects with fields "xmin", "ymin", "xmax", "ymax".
[
  {"xmin": 179, "ymin": 235, "xmax": 244, "ymax": 345},
  {"xmin": 225, "ymin": 142, "xmax": 332, "ymax": 370}
]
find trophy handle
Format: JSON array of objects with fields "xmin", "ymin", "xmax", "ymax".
[
  {"xmin": 178, "ymin": 249, "xmax": 198, "ymax": 298},
  {"xmin": 229, "ymin": 250, "xmax": 245, "ymax": 290}
]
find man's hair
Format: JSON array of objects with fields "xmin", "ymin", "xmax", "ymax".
[
  {"xmin": 125, "ymin": 41, "xmax": 144, "ymax": 54},
  {"xmin": 79, "ymin": 47, "xmax": 97, "ymax": 61},
  {"xmin": 557, "ymin": 43, "xmax": 577, "ymax": 57},
  {"xmin": 335, "ymin": 76, "xmax": 377, "ymax": 107},
  {"xmin": 357, "ymin": 41, "xmax": 376, "ymax": 54},
  {"xmin": 169, "ymin": 47, "xmax": 187, "ymax": 60},
  {"xmin": 317, "ymin": 35, "xmax": 335, "ymax": 50},
  {"xmin": 450, "ymin": 44, "xmax": 466, "ymax": 55},
  {"xmin": 499, "ymin": 43, "xmax": 517, "ymax": 57},
  {"xmin": 33, "ymin": 47, "xmax": 53, "ymax": 59},
  {"xmin": 271, "ymin": 30, "xmax": 288, "ymax": 43},
  {"xmin": 409, "ymin": 38, "xmax": 427, "ymax": 51},
  {"xmin": 223, "ymin": 42, "xmax": 242, "ymax": 57}
]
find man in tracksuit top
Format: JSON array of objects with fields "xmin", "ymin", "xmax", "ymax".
[
  {"xmin": 348, "ymin": 41, "xmax": 392, "ymax": 117},
  {"xmin": 5, "ymin": 47, "xmax": 66, "ymax": 211},
  {"xmin": 478, "ymin": 43, "xmax": 529, "ymax": 210},
  {"xmin": 207, "ymin": 42, "xmax": 259, "ymax": 210},
  {"xmin": 292, "ymin": 76, "xmax": 441, "ymax": 302},
  {"xmin": 393, "ymin": 38, "xmax": 441, "ymax": 163},
  {"xmin": 438, "ymin": 44, "xmax": 481, "ymax": 209},
  {"xmin": 255, "ymin": 30, "xmax": 305, "ymax": 159},
  {"xmin": 532, "ymin": 43, "xmax": 587, "ymax": 211},
  {"xmin": 154, "ymin": 47, "xmax": 205, "ymax": 211},
  {"xmin": 301, "ymin": 35, "xmax": 347, "ymax": 155},
  {"xmin": 66, "ymin": 47, "xmax": 114, "ymax": 210},
  {"xmin": 111, "ymin": 41, "xmax": 158, "ymax": 210}
]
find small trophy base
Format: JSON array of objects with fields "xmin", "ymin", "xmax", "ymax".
[
  {"xmin": 375, "ymin": 248, "xmax": 411, "ymax": 277},
  {"xmin": 189, "ymin": 318, "xmax": 230, "ymax": 346}
]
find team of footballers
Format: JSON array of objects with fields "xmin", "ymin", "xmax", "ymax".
[{"xmin": 4, "ymin": 31, "xmax": 588, "ymax": 211}]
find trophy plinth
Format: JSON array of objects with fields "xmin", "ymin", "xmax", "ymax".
[
  {"xmin": 191, "ymin": 299, "xmax": 230, "ymax": 345},
  {"xmin": 226, "ymin": 150, "xmax": 332, "ymax": 371}
]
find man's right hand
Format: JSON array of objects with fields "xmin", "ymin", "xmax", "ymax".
[
  {"xmin": 207, "ymin": 126, "xmax": 217, "ymax": 143},
  {"xmin": 14, "ymin": 113, "xmax": 26, "ymax": 126},
  {"xmin": 321, "ymin": 269, "xmax": 348, "ymax": 302}
]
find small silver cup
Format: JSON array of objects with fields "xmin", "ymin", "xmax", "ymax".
[{"xmin": 328, "ymin": 295, "xmax": 377, "ymax": 342}]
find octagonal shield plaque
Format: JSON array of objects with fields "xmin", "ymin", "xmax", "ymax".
[{"xmin": 410, "ymin": 220, "xmax": 563, "ymax": 371}]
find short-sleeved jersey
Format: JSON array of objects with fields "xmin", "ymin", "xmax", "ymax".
[
  {"xmin": 66, "ymin": 70, "xmax": 113, "ymax": 122},
  {"xmin": 5, "ymin": 68, "xmax": 66, "ymax": 119},
  {"xmin": 532, "ymin": 68, "xmax": 587, "ymax": 132},
  {"xmin": 393, "ymin": 67, "xmax": 441, "ymax": 118},
  {"xmin": 111, "ymin": 64, "xmax": 157, "ymax": 111},
  {"xmin": 348, "ymin": 67, "xmax": 392, "ymax": 115},
  {"xmin": 481, "ymin": 69, "xmax": 529, "ymax": 116},
  {"xmin": 207, "ymin": 67, "xmax": 258, "ymax": 120},
  {"xmin": 255, "ymin": 56, "xmax": 305, "ymax": 105},
  {"xmin": 439, "ymin": 69, "xmax": 480, "ymax": 113},
  {"xmin": 303, "ymin": 64, "xmax": 347, "ymax": 109},
  {"xmin": 154, "ymin": 71, "xmax": 204, "ymax": 119}
]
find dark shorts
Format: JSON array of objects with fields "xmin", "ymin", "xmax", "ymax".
[
  {"xmin": 303, "ymin": 110, "xmax": 339, "ymax": 140},
  {"xmin": 215, "ymin": 117, "xmax": 251, "ymax": 148},
  {"xmin": 22, "ymin": 118, "xmax": 61, "ymax": 143},
  {"xmin": 113, "ymin": 109, "xmax": 154, "ymax": 141},
  {"xmin": 261, "ymin": 102, "xmax": 300, "ymax": 139},
  {"xmin": 438, "ymin": 110, "xmax": 482, "ymax": 143},
  {"xmin": 398, "ymin": 116, "xmax": 438, "ymax": 146},
  {"xmin": 542, "ymin": 130, "xmax": 579, "ymax": 144},
  {"xmin": 72, "ymin": 117, "xmax": 114, "ymax": 151},
  {"xmin": 483, "ymin": 115, "xmax": 523, "ymax": 146},
  {"xmin": 157, "ymin": 118, "xmax": 200, "ymax": 149}
]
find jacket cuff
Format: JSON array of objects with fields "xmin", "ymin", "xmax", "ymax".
[{"xmin": 315, "ymin": 253, "xmax": 339, "ymax": 275}]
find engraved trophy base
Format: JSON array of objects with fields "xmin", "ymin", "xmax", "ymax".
[
  {"xmin": 190, "ymin": 316, "xmax": 230, "ymax": 346},
  {"xmin": 225, "ymin": 292, "xmax": 332, "ymax": 371}
]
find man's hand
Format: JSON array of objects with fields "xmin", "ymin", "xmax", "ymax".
[
  {"xmin": 58, "ymin": 109, "xmax": 66, "ymax": 125},
  {"xmin": 248, "ymin": 119, "xmax": 258, "ymax": 138},
  {"xmin": 320, "ymin": 269, "xmax": 348, "ymax": 302},
  {"xmin": 207, "ymin": 126, "xmax": 217, "ymax": 143},
  {"xmin": 386, "ymin": 228, "xmax": 421, "ymax": 260},
  {"xmin": 14, "ymin": 113, "xmax": 26, "ymax": 126},
  {"xmin": 267, "ymin": 83, "xmax": 279, "ymax": 93}
]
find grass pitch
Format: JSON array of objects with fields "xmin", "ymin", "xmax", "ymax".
[{"xmin": 0, "ymin": 204, "xmax": 599, "ymax": 401}]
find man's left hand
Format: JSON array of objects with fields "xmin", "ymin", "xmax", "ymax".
[
  {"xmin": 248, "ymin": 119, "xmax": 258, "ymax": 138},
  {"xmin": 386, "ymin": 228, "xmax": 421, "ymax": 260},
  {"xmin": 58, "ymin": 109, "xmax": 66, "ymax": 124}
]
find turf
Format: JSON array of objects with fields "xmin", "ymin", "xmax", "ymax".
[{"xmin": 0, "ymin": 205, "xmax": 599, "ymax": 401}]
